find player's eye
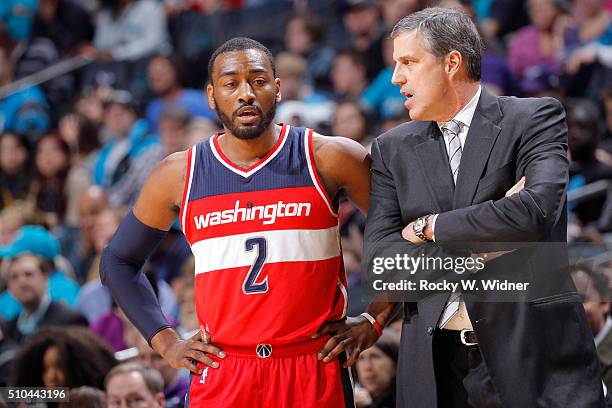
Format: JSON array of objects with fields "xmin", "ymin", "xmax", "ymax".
[{"xmin": 254, "ymin": 78, "xmax": 265, "ymax": 86}]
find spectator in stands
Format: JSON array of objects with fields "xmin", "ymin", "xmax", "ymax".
[
  {"xmin": 0, "ymin": 225, "xmax": 81, "ymax": 320},
  {"xmin": 32, "ymin": 0, "xmax": 94, "ymax": 56},
  {"xmin": 361, "ymin": 36, "xmax": 406, "ymax": 122},
  {"xmin": 30, "ymin": 132, "xmax": 71, "ymax": 228},
  {"xmin": 92, "ymin": 90, "xmax": 157, "ymax": 188},
  {"xmin": 571, "ymin": 263, "xmax": 612, "ymax": 390},
  {"xmin": 58, "ymin": 386, "xmax": 106, "ymax": 408},
  {"xmin": 67, "ymin": 186, "xmax": 109, "ymax": 283},
  {"xmin": 110, "ymin": 106, "xmax": 191, "ymax": 208},
  {"xmin": 145, "ymin": 55, "xmax": 214, "ymax": 134},
  {"xmin": 92, "ymin": 0, "xmax": 171, "ymax": 62},
  {"xmin": 508, "ymin": 0, "xmax": 569, "ymax": 95},
  {"xmin": 0, "ymin": 132, "xmax": 31, "ymax": 210},
  {"xmin": 481, "ymin": 0, "xmax": 531, "ymax": 39},
  {"xmin": 380, "ymin": 0, "xmax": 424, "ymax": 31},
  {"xmin": 333, "ymin": 0, "xmax": 385, "ymax": 80},
  {"xmin": 0, "ymin": 49, "xmax": 50, "ymax": 142},
  {"xmin": 332, "ymin": 100, "xmax": 371, "ymax": 147},
  {"xmin": 60, "ymin": 114, "xmax": 101, "ymax": 252},
  {"xmin": 136, "ymin": 335, "xmax": 189, "ymax": 407},
  {"xmin": 284, "ymin": 13, "xmax": 335, "ymax": 90},
  {"xmin": 355, "ymin": 331, "xmax": 400, "ymax": 408},
  {"xmin": 330, "ymin": 50, "xmax": 369, "ymax": 101},
  {"xmin": 105, "ymin": 362, "xmax": 165, "ymax": 408},
  {"xmin": 10, "ymin": 326, "xmax": 116, "ymax": 389},
  {"xmin": 567, "ymin": 99, "xmax": 612, "ymax": 227},
  {"xmin": 0, "ymin": 251, "xmax": 86, "ymax": 347}
]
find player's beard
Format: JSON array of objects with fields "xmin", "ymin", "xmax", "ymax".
[{"xmin": 215, "ymin": 99, "xmax": 277, "ymax": 140}]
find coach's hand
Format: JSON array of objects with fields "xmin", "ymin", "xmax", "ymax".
[
  {"xmin": 151, "ymin": 327, "xmax": 226, "ymax": 375},
  {"xmin": 313, "ymin": 316, "xmax": 379, "ymax": 368}
]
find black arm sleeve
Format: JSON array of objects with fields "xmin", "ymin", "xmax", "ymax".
[{"xmin": 100, "ymin": 211, "xmax": 172, "ymax": 344}]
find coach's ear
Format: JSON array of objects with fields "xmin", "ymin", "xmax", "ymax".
[{"xmin": 207, "ymin": 83, "xmax": 216, "ymax": 110}]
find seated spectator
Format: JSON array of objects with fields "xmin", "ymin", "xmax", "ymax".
[
  {"xmin": 92, "ymin": 0, "xmax": 171, "ymax": 62},
  {"xmin": 67, "ymin": 186, "xmax": 109, "ymax": 283},
  {"xmin": 330, "ymin": 50, "xmax": 369, "ymax": 101},
  {"xmin": 0, "ymin": 49, "xmax": 50, "ymax": 143},
  {"xmin": 110, "ymin": 106, "xmax": 192, "ymax": 208},
  {"xmin": 185, "ymin": 117, "xmax": 218, "ymax": 147},
  {"xmin": 284, "ymin": 13, "xmax": 336, "ymax": 90},
  {"xmin": 331, "ymin": 0, "xmax": 385, "ymax": 80},
  {"xmin": 30, "ymin": 132, "xmax": 71, "ymax": 228},
  {"xmin": 92, "ymin": 90, "xmax": 158, "ymax": 188},
  {"xmin": 136, "ymin": 335, "xmax": 189, "ymax": 407},
  {"xmin": 567, "ymin": 99, "xmax": 612, "ymax": 227},
  {"xmin": 0, "ymin": 251, "xmax": 86, "ymax": 347},
  {"xmin": 58, "ymin": 386, "xmax": 106, "ymax": 408},
  {"xmin": 380, "ymin": 0, "xmax": 424, "ymax": 31},
  {"xmin": 105, "ymin": 362, "xmax": 165, "ymax": 408},
  {"xmin": 32, "ymin": 0, "xmax": 94, "ymax": 57},
  {"xmin": 0, "ymin": 132, "xmax": 31, "ymax": 210},
  {"xmin": 360, "ymin": 37, "xmax": 405, "ymax": 121},
  {"xmin": 332, "ymin": 100, "xmax": 372, "ymax": 147},
  {"xmin": 355, "ymin": 330, "xmax": 399, "ymax": 408},
  {"xmin": 10, "ymin": 326, "xmax": 116, "ymax": 389},
  {"xmin": 0, "ymin": 225, "xmax": 81, "ymax": 320},
  {"xmin": 571, "ymin": 263, "xmax": 612, "ymax": 390},
  {"xmin": 508, "ymin": 0, "xmax": 568, "ymax": 95},
  {"xmin": 145, "ymin": 55, "xmax": 214, "ymax": 134}
]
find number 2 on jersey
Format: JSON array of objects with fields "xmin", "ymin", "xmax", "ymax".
[{"xmin": 243, "ymin": 237, "xmax": 268, "ymax": 294}]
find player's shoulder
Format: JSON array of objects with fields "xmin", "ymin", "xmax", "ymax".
[
  {"xmin": 311, "ymin": 131, "xmax": 369, "ymax": 163},
  {"xmin": 149, "ymin": 149, "xmax": 190, "ymax": 185}
]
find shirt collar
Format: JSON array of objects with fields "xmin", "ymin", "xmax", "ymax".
[
  {"xmin": 437, "ymin": 84, "xmax": 482, "ymax": 131},
  {"xmin": 596, "ymin": 315, "xmax": 612, "ymax": 347}
]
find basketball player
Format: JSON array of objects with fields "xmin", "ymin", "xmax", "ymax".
[{"xmin": 100, "ymin": 37, "xmax": 382, "ymax": 407}]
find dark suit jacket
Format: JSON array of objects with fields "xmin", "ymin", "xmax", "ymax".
[
  {"xmin": 364, "ymin": 88, "xmax": 605, "ymax": 407},
  {"xmin": 1, "ymin": 301, "xmax": 88, "ymax": 345}
]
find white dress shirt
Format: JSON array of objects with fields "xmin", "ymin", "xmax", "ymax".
[{"xmin": 432, "ymin": 85, "xmax": 482, "ymax": 330}]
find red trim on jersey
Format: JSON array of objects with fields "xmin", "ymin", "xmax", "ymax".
[
  {"xmin": 184, "ymin": 186, "xmax": 338, "ymax": 242},
  {"xmin": 212, "ymin": 123, "xmax": 287, "ymax": 172},
  {"xmin": 307, "ymin": 128, "xmax": 336, "ymax": 212},
  {"xmin": 179, "ymin": 146, "xmax": 194, "ymax": 233}
]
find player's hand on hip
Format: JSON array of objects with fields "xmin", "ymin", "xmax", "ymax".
[
  {"xmin": 313, "ymin": 316, "xmax": 379, "ymax": 368},
  {"xmin": 153, "ymin": 327, "xmax": 226, "ymax": 375}
]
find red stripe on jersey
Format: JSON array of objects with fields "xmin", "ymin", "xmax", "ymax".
[
  {"xmin": 212, "ymin": 123, "xmax": 287, "ymax": 172},
  {"xmin": 306, "ymin": 129, "xmax": 336, "ymax": 215},
  {"xmin": 179, "ymin": 146, "xmax": 194, "ymax": 233},
  {"xmin": 194, "ymin": 256, "xmax": 346, "ymax": 346},
  {"xmin": 184, "ymin": 186, "xmax": 338, "ymax": 243}
]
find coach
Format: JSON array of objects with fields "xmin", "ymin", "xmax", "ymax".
[{"xmin": 364, "ymin": 7, "xmax": 605, "ymax": 408}]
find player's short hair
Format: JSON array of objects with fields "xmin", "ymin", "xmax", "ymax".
[{"xmin": 208, "ymin": 37, "xmax": 276, "ymax": 81}]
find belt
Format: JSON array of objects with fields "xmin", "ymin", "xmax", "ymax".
[
  {"xmin": 439, "ymin": 329, "xmax": 478, "ymax": 347},
  {"xmin": 216, "ymin": 337, "xmax": 327, "ymax": 359}
]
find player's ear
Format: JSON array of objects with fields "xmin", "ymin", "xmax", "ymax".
[
  {"xmin": 206, "ymin": 83, "xmax": 216, "ymax": 110},
  {"xmin": 275, "ymin": 78, "xmax": 282, "ymax": 103}
]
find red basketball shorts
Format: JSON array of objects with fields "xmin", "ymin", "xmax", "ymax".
[{"xmin": 185, "ymin": 337, "xmax": 355, "ymax": 407}]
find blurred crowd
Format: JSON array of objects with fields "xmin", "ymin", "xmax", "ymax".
[{"xmin": 0, "ymin": 0, "xmax": 612, "ymax": 407}]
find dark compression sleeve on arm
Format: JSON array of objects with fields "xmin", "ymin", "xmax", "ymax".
[{"xmin": 100, "ymin": 210, "xmax": 171, "ymax": 344}]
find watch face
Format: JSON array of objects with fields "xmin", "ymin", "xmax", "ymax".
[{"xmin": 415, "ymin": 217, "xmax": 425, "ymax": 232}]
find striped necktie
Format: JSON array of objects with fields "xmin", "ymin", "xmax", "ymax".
[{"xmin": 438, "ymin": 119, "xmax": 463, "ymax": 328}]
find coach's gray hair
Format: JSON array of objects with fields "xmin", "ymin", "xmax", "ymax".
[{"xmin": 390, "ymin": 7, "xmax": 482, "ymax": 81}]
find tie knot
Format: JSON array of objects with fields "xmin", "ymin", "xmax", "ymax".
[{"xmin": 442, "ymin": 119, "xmax": 462, "ymax": 137}]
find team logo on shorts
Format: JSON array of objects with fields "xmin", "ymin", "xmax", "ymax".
[{"xmin": 256, "ymin": 344, "xmax": 272, "ymax": 358}]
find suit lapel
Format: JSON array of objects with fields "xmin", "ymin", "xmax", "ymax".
[
  {"xmin": 453, "ymin": 89, "xmax": 502, "ymax": 209},
  {"xmin": 415, "ymin": 122, "xmax": 455, "ymax": 213}
]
